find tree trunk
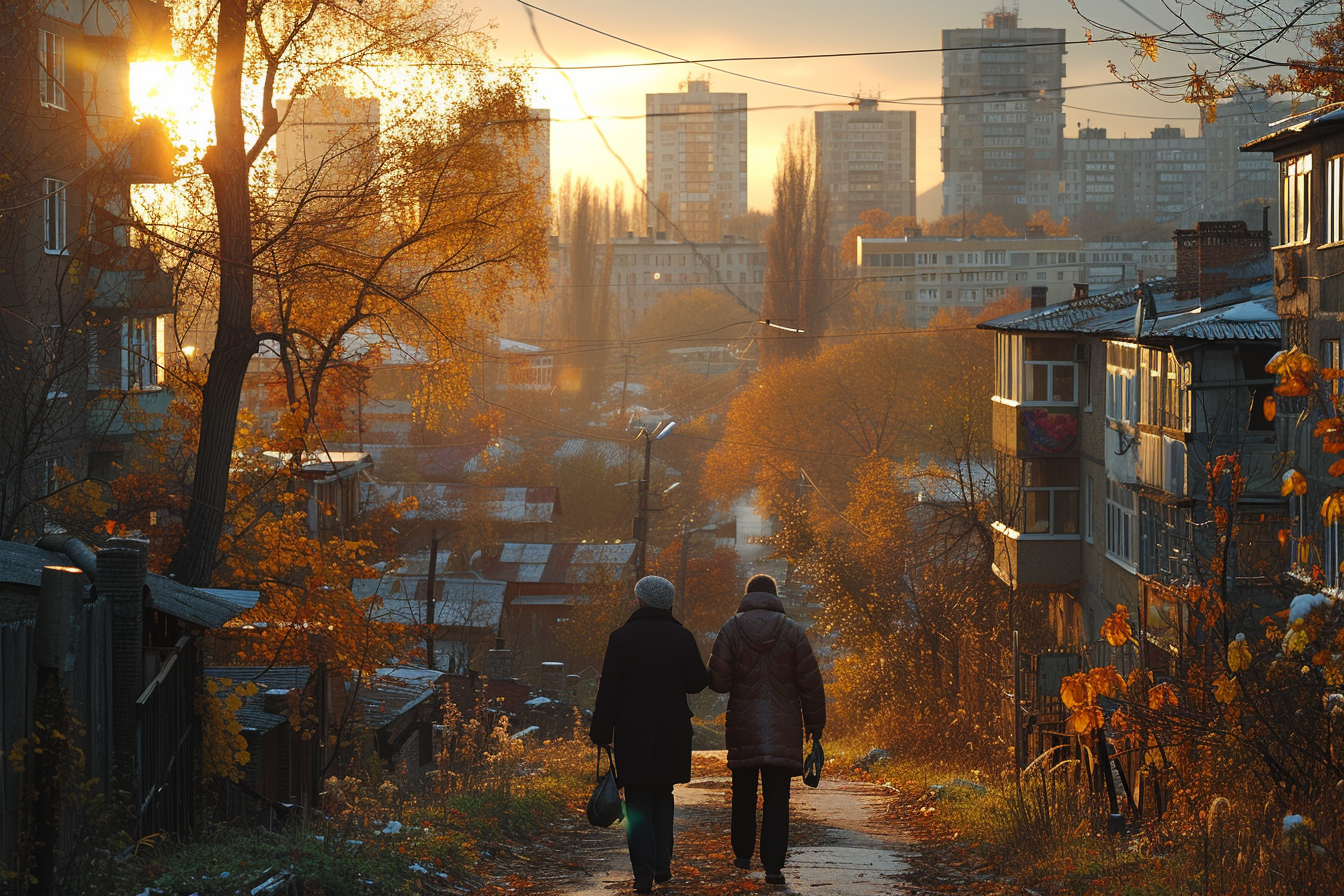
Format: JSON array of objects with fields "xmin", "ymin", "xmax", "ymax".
[{"xmin": 167, "ymin": 0, "xmax": 258, "ymax": 585}]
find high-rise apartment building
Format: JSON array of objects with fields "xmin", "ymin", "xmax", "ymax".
[
  {"xmin": 1061, "ymin": 94, "xmax": 1289, "ymax": 233},
  {"xmin": 816, "ymin": 99, "xmax": 916, "ymax": 244},
  {"xmin": 275, "ymin": 85, "xmax": 380, "ymax": 188},
  {"xmin": 646, "ymin": 79, "xmax": 747, "ymax": 243},
  {"xmin": 941, "ymin": 11, "xmax": 1066, "ymax": 224}
]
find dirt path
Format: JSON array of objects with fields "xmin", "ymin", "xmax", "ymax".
[{"xmin": 536, "ymin": 752, "xmax": 916, "ymax": 896}]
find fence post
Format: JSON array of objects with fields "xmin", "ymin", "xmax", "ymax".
[
  {"xmin": 1013, "ymin": 629, "xmax": 1024, "ymax": 769},
  {"xmin": 29, "ymin": 565, "xmax": 85, "ymax": 895}
]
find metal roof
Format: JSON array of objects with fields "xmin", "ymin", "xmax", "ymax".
[
  {"xmin": 359, "ymin": 576, "xmax": 506, "ymax": 628},
  {"xmin": 203, "ymin": 666, "xmax": 313, "ymax": 735},
  {"xmin": 979, "ymin": 278, "xmax": 1278, "ymax": 342},
  {"xmin": 353, "ymin": 673, "xmax": 436, "ymax": 729},
  {"xmin": 361, "ymin": 483, "xmax": 558, "ymax": 523},
  {"xmin": 1241, "ymin": 102, "xmax": 1344, "ymax": 153},
  {"xmin": 483, "ymin": 542, "xmax": 636, "ymax": 584},
  {"xmin": 0, "ymin": 540, "xmax": 247, "ymax": 629}
]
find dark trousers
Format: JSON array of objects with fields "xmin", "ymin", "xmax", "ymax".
[
  {"xmin": 623, "ymin": 782, "xmax": 675, "ymax": 886},
  {"xmin": 731, "ymin": 767, "xmax": 792, "ymax": 873}
]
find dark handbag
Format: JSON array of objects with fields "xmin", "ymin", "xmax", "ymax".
[
  {"xmin": 585, "ymin": 745, "xmax": 624, "ymax": 827},
  {"xmin": 802, "ymin": 737, "xmax": 824, "ymax": 788}
]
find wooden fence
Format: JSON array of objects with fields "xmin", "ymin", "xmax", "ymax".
[
  {"xmin": 136, "ymin": 636, "xmax": 198, "ymax": 840},
  {"xmin": 0, "ymin": 598, "xmax": 113, "ymax": 867}
]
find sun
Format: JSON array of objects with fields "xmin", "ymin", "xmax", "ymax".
[{"xmin": 129, "ymin": 61, "xmax": 213, "ymax": 155}]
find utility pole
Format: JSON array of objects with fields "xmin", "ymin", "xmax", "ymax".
[
  {"xmin": 425, "ymin": 529, "xmax": 439, "ymax": 670},
  {"xmin": 676, "ymin": 518, "xmax": 690, "ymax": 621},
  {"xmin": 634, "ymin": 432, "xmax": 653, "ymax": 579}
]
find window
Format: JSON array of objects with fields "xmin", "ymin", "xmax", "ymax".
[
  {"xmin": 121, "ymin": 316, "xmax": 163, "ymax": 391},
  {"xmin": 43, "ymin": 178, "xmax": 65, "ymax": 254},
  {"xmin": 1083, "ymin": 474, "xmax": 1094, "ymax": 543},
  {"xmin": 1106, "ymin": 478, "xmax": 1137, "ymax": 568},
  {"xmin": 1023, "ymin": 337, "xmax": 1076, "ymax": 404},
  {"xmin": 1281, "ymin": 153, "xmax": 1312, "ymax": 245},
  {"xmin": 38, "ymin": 31, "xmax": 65, "ymax": 110},
  {"xmin": 1022, "ymin": 459, "xmax": 1079, "ymax": 535},
  {"xmin": 1106, "ymin": 342, "xmax": 1137, "ymax": 425},
  {"xmin": 1327, "ymin": 156, "xmax": 1344, "ymax": 245}
]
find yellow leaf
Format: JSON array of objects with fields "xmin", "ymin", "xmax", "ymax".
[
  {"xmin": 1101, "ymin": 604, "xmax": 1133, "ymax": 647},
  {"xmin": 1060, "ymin": 672, "xmax": 1094, "ymax": 710},
  {"xmin": 1213, "ymin": 673, "xmax": 1239, "ymax": 704},
  {"xmin": 1324, "ymin": 492, "xmax": 1344, "ymax": 526},
  {"xmin": 1087, "ymin": 666, "xmax": 1125, "ymax": 699},
  {"xmin": 1284, "ymin": 627, "xmax": 1311, "ymax": 655},
  {"xmin": 1137, "ymin": 34, "xmax": 1160, "ymax": 62},
  {"xmin": 1065, "ymin": 705, "xmax": 1104, "ymax": 736},
  {"xmin": 1148, "ymin": 683, "xmax": 1178, "ymax": 710},
  {"xmin": 1228, "ymin": 635, "xmax": 1252, "ymax": 672},
  {"xmin": 224, "ymin": 694, "xmax": 243, "ymax": 712},
  {"xmin": 1283, "ymin": 470, "xmax": 1307, "ymax": 498},
  {"xmin": 1264, "ymin": 394, "xmax": 1276, "ymax": 422}
]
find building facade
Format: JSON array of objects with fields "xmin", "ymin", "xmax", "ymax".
[
  {"xmin": 856, "ymin": 228, "xmax": 1085, "ymax": 327},
  {"xmin": 275, "ymin": 84, "xmax": 380, "ymax": 188},
  {"xmin": 941, "ymin": 11, "xmax": 1066, "ymax": 224},
  {"xmin": 0, "ymin": 0, "xmax": 178, "ymax": 535},
  {"xmin": 982, "ymin": 222, "xmax": 1280, "ymax": 664},
  {"xmin": 646, "ymin": 79, "xmax": 747, "ymax": 243},
  {"xmin": 816, "ymin": 99, "xmax": 916, "ymax": 244}
]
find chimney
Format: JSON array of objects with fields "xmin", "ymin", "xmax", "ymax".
[
  {"xmin": 1073, "ymin": 283, "xmax": 1090, "ymax": 302},
  {"xmin": 100, "ymin": 539, "xmax": 148, "ymax": 792},
  {"xmin": 540, "ymin": 661, "xmax": 565, "ymax": 692},
  {"xmin": 1031, "ymin": 286, "xmax": 1049, "ymax": 309},
  {"xmin": 486, "ymin": 637, "xmax": 512, "ymax": 679},
  {"xmin": 1172, "ymin": 220, "xmax": 1273, "ymax": 302}
]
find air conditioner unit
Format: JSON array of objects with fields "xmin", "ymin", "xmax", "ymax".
[{"xmin": 1074, "ymin": 343, "xmax": 1091, "ymax": 363}]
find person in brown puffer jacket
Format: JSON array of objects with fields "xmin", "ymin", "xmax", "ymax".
[{"xmin": 707, "ymin": 574, "xmax": 825, "ymax": 886}]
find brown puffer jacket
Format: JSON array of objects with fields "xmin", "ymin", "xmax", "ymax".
[{"xmin": 707, "ymin": 591, "xmax": 825, "ymax": 774}]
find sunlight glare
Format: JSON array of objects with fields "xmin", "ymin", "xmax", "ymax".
[{"xmin": 129, "ymin": 61, "xmax": 213, "ymax": 155}]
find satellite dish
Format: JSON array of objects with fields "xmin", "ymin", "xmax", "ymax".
[{"xmin": 1134, "ymin": 283, "xmax": 1157, "ymax": 341}]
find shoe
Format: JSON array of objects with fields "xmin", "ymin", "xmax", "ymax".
[
  {"xmin": 765, "ymin": 870, "xmax": 786, "ymax": 886},
  {"xmin": 733, "ymin": 856, "xmax": 751, "ymax": 870},
  {"xmin": 654, "ymin": 871, "xmax": 672, "ymax": 884}
]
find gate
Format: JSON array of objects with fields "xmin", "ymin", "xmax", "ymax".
[{"xmin": 136, "ymin": 636, "xmax": 198, "ymax": 839}]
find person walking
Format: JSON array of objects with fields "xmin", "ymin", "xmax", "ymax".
[
  {"xmin": 708, "ymin": 574, "xmax": 825, "ymax": 887},
  {"xmin": 590, "ymin": 575, "xmax": 709, "ymax": 893}
]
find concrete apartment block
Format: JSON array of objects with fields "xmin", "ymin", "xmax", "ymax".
[
  {"xmin": 816, "ymin": 99, "xmax": 916, "ymax": 245},
  {"xmin": 646, "ymin": 79, "xmax": 747, "ymax": 243}
]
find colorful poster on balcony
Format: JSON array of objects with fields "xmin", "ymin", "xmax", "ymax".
[{"xmin": 1021, "ymin": 408, "xmax": 1077, "ymax": 454}]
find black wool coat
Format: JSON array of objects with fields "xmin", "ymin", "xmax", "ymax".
[{"xmin": 589, "ymin": 606, "xmax": 709, "ymax": 785}]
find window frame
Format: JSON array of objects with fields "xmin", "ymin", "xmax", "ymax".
[
  {"xmin": 120, "ymin": 316, "xmax": 162, "ymax": 392},
  {"xmin": 1105, "ymin": 478, "xmax": 1137, "ymax": 570},
  {"xmin": 38, "ymin": 30, "xmax": 65, "ymax": 111},
  {"xmin": 43, "ymin": 178, "xmax": 66, "ymax": 254},
  {"xmin": 1280, "ymin": 153, "xmax": 1313, "ymax": 247},
  {"xmin": 1325, "ymin": 155, "xmax": 1344, "ymax": 246}
]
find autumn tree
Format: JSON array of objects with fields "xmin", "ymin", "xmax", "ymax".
[
  {"xmin": 760, "ymin": 122, "xmax": 830, "ymax": 364},
  {"xmin": 1072, "ymin": 0, "xmax": 1341, "ymax": 119},
  {"xmin": 555, "ymin": 178, "xmax": 614, "ymax": 409},
  {"xmin": 159, "ymin": 0, "xmax": 547, "ymax": 585}
]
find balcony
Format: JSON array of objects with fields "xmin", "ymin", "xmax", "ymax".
[
  {"xmin": 991, "ymin": 523, "xmax": 1081, "ymax": 588},
  {"xmin": 992, "ymin": 397, "xmax": 1079, "ymax": 457},
  {"xmin": 88, "ymin": 388, "xmax": 172, "ymax": 438}
]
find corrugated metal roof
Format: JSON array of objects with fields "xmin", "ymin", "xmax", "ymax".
[
  {"xmin": 979, "ymin": 278, "xmax": 1278, "ymax": 342},
  {"xmin": 482, "ymin": 542, "xmax": 636, "ymax": 584},
  {"xmin": 0, "ymin": 541, "xmax": 246, "ymax": 629},
  {"xmin": 354, "ymin": 673, "xmax": 436, "ymax": 729},
  {"xmin": 360, "ymin": 576, "xmax": 506, "ymax": 628},
  {"xmin": 361, "ymin": 483, "xmax": 557, "ymax": 523}
]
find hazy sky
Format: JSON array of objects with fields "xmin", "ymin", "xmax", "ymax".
[{"xmin": 477, "ymin": 0, "xmax": 1245, "ymax": 213}]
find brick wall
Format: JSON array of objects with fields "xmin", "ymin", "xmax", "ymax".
[{"xmin": 1173, "ymin": 221, "xmax": 1271, "ymax": 301}]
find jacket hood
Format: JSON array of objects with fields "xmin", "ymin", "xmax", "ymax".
[{"xmin": 734, "ymin": 591, "xmax": 787, "ymax": 652}]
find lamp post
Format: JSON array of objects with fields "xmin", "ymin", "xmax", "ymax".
[{"xmin": 633, "ymin": 420, "xmax": 675, "ymax": 579}]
